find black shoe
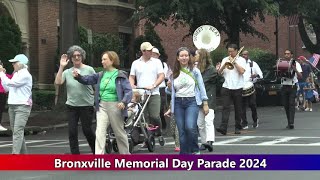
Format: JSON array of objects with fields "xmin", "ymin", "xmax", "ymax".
[
  {"xmin": 199, "ymin": 144, "xmax": 206, "ymax": 151},
  {"xmin": 235, "ymin": 129, "xmax": 241, "ymax": 134},
  {"xmin": 203, "ymin": 141, "xmax": 213, "ymax": 152},
  {"xmin": 216, "ymin": 128, "xmax": 227, "ymax": 135},
  {"xmin": 253, "ymin": 119, "xmax": 259, "ymax": 128},
  {"xmin": 286, "ymin": 124, "xmax": 294, "ymax": 129},
  {"xmin": 158, "ymin": 136, "xmax": 165, "ymax": 146}
]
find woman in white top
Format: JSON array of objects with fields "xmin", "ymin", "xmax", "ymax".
[
  {"xmin": 165, "ymin": 47, "xmax": 208, "ymax": 154},
  {"xmin": 0, "ymin": 54, "xmax": 32, "ymax": 154}
]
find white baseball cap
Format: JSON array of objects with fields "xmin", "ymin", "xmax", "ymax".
[
  {"xmin": 152, "ymin": 48, "xmax": 160, "ymax": 55},
  {"xmin": 9, "ymin": 54, "xmax": 29, "ymax": 65}
]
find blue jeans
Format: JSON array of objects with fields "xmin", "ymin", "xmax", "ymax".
[{"xmin": 174, "ymin": 97, "xmax": 199, "ymax": 154}]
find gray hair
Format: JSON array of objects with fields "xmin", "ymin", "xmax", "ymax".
[
  {"xmin": 67, "ymin": 45, "xmax": 86, "ymax": 60},
  {"xmin": 16, "ymin": 62, "xmax": 28, "ymax": 71}
]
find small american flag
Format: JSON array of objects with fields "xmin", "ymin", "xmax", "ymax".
[{"xmin": 308, "ymin": 53, "xmax": 320, "ymax": 67}]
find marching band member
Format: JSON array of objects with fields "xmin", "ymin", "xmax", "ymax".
[
  {"xmin": 216, "ymin": 44, "xmax": 246, "ymax": 135},
  {"xmin": 281, "ymin": 49, "xmax": 302, "ymax": 129},
  {"xmin": 241, "ymin": 50, "xmax": 263, "ymax": 129}
]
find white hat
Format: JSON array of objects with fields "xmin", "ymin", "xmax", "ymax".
[
  {"xmin": 205, "ymin": 109, "xmax": 215, "ymax": 122},
  {"xmin": 152, "ymin": 48, "xmax": 160, "ymax": 55},
  {"xmin": 9, "ymin": 54, "xmax": 29, "ymax": 65},
  {"xmin": 140, "ymin": 42, "xmax": 154, "ymax": 51}
]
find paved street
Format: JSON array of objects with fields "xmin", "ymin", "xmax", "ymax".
[{"xmin": 1, "ymin": 104, "xmax": 320, "ymax": 179}]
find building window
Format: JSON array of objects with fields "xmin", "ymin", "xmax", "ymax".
[{"xmin": 119, "ymin": 32, "xmax": 131, "ymax": 68}]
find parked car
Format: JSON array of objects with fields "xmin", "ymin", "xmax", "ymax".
[
  {"xmin": 255, "ymin": 69, "xmax": 283, "ymax": 106},
  {"xmin": 255, "ymin": 68, "xmax": 320, "ymax": 107}
]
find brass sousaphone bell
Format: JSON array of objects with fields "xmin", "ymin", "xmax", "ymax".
[
  {"xmin": 224, "ymin": 46, "xmax": 245, "ymax": 70},
  {"xmin": 193, "ymin": 25, "xmax": 221, "ymax": 52}
]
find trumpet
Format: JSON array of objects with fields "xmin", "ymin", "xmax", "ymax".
[{"xmin": 224, "ymin": 46, "xmax": 244, "ymax": 70}]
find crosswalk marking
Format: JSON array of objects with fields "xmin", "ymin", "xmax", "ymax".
[
  {"xmin": 2, "ymin": 136, "xmax": 320, "ymax": 149},
  {"xmin": 257, "ymin": 137, "xmax": 299, "ymax": 145},
  {"xmin": 214, "ymin": 136, "xmax": 255, "ymax": 145}
]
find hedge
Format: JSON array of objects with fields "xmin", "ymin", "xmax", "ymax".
[{"xmin": 32, "ymin": 90, "xmax": 55, "ymax": 111}]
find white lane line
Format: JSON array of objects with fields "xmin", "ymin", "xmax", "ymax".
[
  {"xmin": 0, "ymin": 140, "xmax": 49, "ymax": 147},
  {"xmin": 257, "ymin": 137, "xmax": 299, "ymax": 145},
  {"xmin": 212, "ymin": 143, "xmax": 320, "ymax": 146},
  {"xmin": 29, "ymin": 141, "xmax": 69, "ymax": 147},
  {"xmin": 214, "ymin": 136, "xmax": 255, "ymax": 145}
]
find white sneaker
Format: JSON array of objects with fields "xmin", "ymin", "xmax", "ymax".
[
  {"xmin": 305, "ymin": 108, "xmax": 310, "ymax": 111},
  {"xmin": 0, "ymin": 125, "xmax": 7, "ymax": 131},
  {"xmin": 310, "ymin": 108, "xmax": 313, "ymax": 112},
  {"xmin": 242, "ymin": 125, "xmax": 249, "ymax": 130}
]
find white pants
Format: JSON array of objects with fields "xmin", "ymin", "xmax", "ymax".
[
  {"xmin": 95, "ymin": 101, "xmax": 130, "ymax": 154},
  {"xmin": 197, "ymin": 109, "xmax": 215, "ymax": 144}
]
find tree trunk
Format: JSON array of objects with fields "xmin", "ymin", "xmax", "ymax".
[{"xmin": 298, "ymin": 16, "xmax": 320, "ymax": 54}]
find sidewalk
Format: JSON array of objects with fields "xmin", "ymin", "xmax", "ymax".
[{"xmin": 0, "ymin": 97, "xmax": 225, "ymax": 136}]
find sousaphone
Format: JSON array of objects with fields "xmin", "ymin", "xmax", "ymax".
[{"xmin": 193, "ymin": 25, "xmax": 221, "ymax": 52}]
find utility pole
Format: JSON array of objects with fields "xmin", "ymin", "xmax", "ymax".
[{"xmin": 55, "ymin": 0, "xmax": 79, "ymax": 109}]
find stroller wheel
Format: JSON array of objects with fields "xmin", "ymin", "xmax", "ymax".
[
  {"xmin": 105, "ymin": 139, "xmax": 112, "ymax": 154},
  {"xmin": 112, "ymin": 140, "xmax": 119, "ymax": 153},
  {"xmin": 129, "ymin": 139, "xmax": 134, "ymax": 153},
  {"xmin": 146, "ymin": 135, "xmax": 155, "ymax": 152},
  {"xmin": 158, "ymin": 136, "xmax": 165, "ymax": 146}
]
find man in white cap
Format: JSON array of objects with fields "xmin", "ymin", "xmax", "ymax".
[
  {"xmin": 129, "ymin": 42, "xmax": 165, "ymax": 146},
  {"xmin": 0, "ymin": 54, "xmax": 33, "ymax": 154}
]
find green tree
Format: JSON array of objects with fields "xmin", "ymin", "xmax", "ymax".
[
  {"xmin": 79, "ymin": 26, "xmax": 123, "ymax": 67},
  {"xmin": 278, "ymin": 0, "xmax": 320, "ymax": 54},
  {"xmin": 134, "ymin": 0, "xmax": 277, "ymax": 46},
  {"xmin": 133, "ymin": 23, "xmax": 168, "ymax": 60},
  {"xmin": 0, "ymin": 15, "xmax": 22, "ymax": 73}
]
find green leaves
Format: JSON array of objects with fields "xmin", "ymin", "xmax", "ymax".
[{"xmin": 0, "ymin": 15, "xmax": 22, "ymax": 74}]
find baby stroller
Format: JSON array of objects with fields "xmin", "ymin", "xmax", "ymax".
[{"xmin": 105, "ymin": 88, "xmax": 158, "ymax": 153}]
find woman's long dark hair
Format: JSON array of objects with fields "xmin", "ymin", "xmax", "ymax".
[{"xmin": 172, "ymin": 47, "xmax": 194, "ymax": 79}]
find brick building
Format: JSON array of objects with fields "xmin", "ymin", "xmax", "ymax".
[
  {"xmin": 138, "ymin": 16, "xmax": 311, "ymax": 66},
  {"xmin": 1, "ymin": 0, "xmax": 311, "ymax": 89},
  {"xmin": 1, "ymin": 0, "xmax": 135, "ymax": 89}
]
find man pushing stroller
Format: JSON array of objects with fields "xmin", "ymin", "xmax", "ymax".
[{"xmin": 129, "ymin": 42, "xmax": 166, "ymax": 146}]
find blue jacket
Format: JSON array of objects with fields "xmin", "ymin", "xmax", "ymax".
[
  {"xmin": 166, "ymin": 67, "xmax": 208, "ymax": 113},
  {"xmin": 75, "ymin": 70, "xmax": 132, "ymax": 117}
]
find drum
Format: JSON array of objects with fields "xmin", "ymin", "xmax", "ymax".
[
  {"xmin": 276, "ymin": 59, "xmax": 295, "ymax": 78},
  {"xmin": 242, "ymin": 82, "xmax": 255, "ymax": 97}
]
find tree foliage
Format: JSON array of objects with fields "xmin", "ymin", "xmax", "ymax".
[
  {"xmin": 134, "ymin": 0, "xmax": 278, "ymax": 46},
  {"xmin": 133, "ymin": 23, "xmax": 168, "ymax": 61},
  {"xmin": 278, "ymin": 0, "xmax": 320, "ymax": 54},
  {"xmin": 0, "ymin": 15, "xmax": 22, "ymax": 73},
  {"xmin": 79, "ymin": 26, "xmax": 123, "ymax": 67}
]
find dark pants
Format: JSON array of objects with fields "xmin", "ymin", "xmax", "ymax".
[
  {"xmin": 159, "ymin": 87, "xmax": 167, "ymax": 129},
  {"xmin": 0, "ymin": 93, "xmax": 7, "ymax": 123},
  {"xmin": 66, "ymin": 105, "xmax": 95, "ymax": 154},
  {"xmin": 241, "ymin": 92, "xmax": 258, "ymax": 126},
  {"xmin": 281, "ymin": 85, "xmax": 297, "ymax": 126},
  {"xmin": 219, "ymin": 87, "xmax": 243, "ymax": 131}
]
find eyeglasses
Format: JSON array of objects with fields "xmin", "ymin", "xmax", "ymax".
[
  {"xmin": 284, "ymin": 53, "xmax": 291, "ymax": 55},
  {"xmin": 72, "ymin": 54, "xmax": 82, "ymax": 58}
]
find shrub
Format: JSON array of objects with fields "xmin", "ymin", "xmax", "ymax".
[
  {"xmin": 78, "ymin": 26, "xmax": 123, "ymax": 67},
  {"xmin": 32, "ymin": 90, "xmax": 55, "ymax": 111}
]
